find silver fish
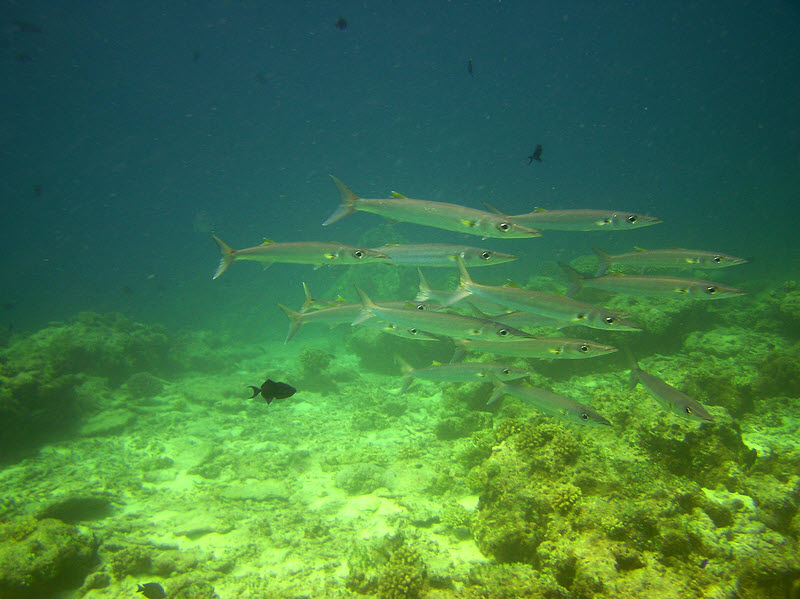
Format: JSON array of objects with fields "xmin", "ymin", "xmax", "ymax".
[
  {"xmin": 279, "ymin": 299, "xmax": 441, "ymax": 343},
  {"xmin": 396, "ymin": 356, "xmax": 529, "ymax": 394},
  {"xmin": 453, "ymin": 337, "xmax": 618, "ymax": 360},
  {"xmin": 560, "ymin": 263, "xmax": 746, "ymax": 300},
  {"xmin": 448, "ymin": 257, "xmax": 640, "ymax": 331},
  {"xmin": 372, "ymin": 243, "xmax": 517, "ymax": 267},
  {"xmin": 415, "ymin": 269, "xmax": 512, "ymax": 315},
  {"xmin": 353, "ymin": 286, "xmax": 534, "ymax": 341},
  {"xmin": 323, "ymin": 176, "xmax": 542, "ymax": 239},
  {"xmin": 488, "ymin": 374, "xmax": 611, "ymax": 427},
  {"xmin": 482, "ymin": 202, "xmax": 661, "ymax": 231},
  {"xmin": 592, "ymin": 247, "xmax": 747, "ymax": 276},
  {"xmin": 211, "ymin": 235, "xmax": 389, "ymax": 279},
  {"xmin": 627, "ymin": 351, "xmax": 714, "ymax": 423}
]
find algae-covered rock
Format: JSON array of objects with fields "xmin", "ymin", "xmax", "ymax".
[
  {"xmin": 755, "ymin": 341, "xmax": 800, "ymax": 398},
  {"xmin": 636, "ymin": 416, "xmax": 757, "ymax": 490},
  {"xmin": 0, "ymin": 517, "xmax": 99, "ymax": 599},
  {"xmin": 2, "ymin": 312, "xmax": 170, "ymax": 385},
  {"xmin": 0, "ymin": 371, "xmax": 82, "ymax": 456}
]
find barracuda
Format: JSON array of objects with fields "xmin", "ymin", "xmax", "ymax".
[
  {"xmin": 371, "ymin": 243, "xmax": 517, "ymax": 267},
  {"xmin": 560, "ymin": 263, "xmax": 746, "ymax": 300},
  {"xmin": 452, "ymin": 337, "xmax": 618, "ymax": 360},
  {"xmin": 353, "ymin": 286, "xmax": 534, "ymax": 341},
  {"xmin": 448, "ymin": 257, "xmax": 640, "ymax": 331},
  {"xmin": 323, "ymin": 176, "xmax": 541, "ymax": 239},
  {"xmin": 592, "ymin": 247, "xmax": 748, "ymax": 276},
  {"xmin": 487, "ymin": 374, "xmax": 612, "ymax": 427},
  {"xmin": 482, "ymin": 201, "xmax": 662, "ymax": 231},
  {"xmin": 396, "ymin": 357, "xmax": 530, "ymax": 394},
  {"xmin": 627, "ymin": 350, "xmax": 714, "ymax": 423},
  {"xmin": 211, "ymin": 235, "xmax": 389, "ymax": 279}
]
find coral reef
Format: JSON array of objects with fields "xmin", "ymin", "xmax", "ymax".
[{"xmin": 0, "ymin": 517, "xmax": 99, "ymax": 599}]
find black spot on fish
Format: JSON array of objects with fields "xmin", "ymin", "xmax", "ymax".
[
  {"xmin": 248, "ymin": 379, "xmax": 297, "ymax": 405},
  {"xmin": 527, "ymin": 144, "xmax": 543, "ymax": 164},
  {"xmin": 334, "ymin": 17, "xmax": 348, "ymax": 30},
  {"xmin": 137, "ymin": 582, "xmax": 166, "ymax": 599},
  {"xmin": 699, "ymin": 559, "xmax": 709, "ymax": 569}
]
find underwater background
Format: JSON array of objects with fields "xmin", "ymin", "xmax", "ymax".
[{"xmin": 1, "ymin": 1, "xmax": 799, "ymax": 598}]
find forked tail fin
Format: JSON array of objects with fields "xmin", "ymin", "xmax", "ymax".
[
  {"xmin": 591, "ymin": 247, "xmax": 613, "ymax": 277},
  {"xmin": 558, "ymin": 262, "xmax": 585, "ymax": 297},
  {"xmin": 278, "ymin": 304, "xmax": 303, "ymax": 343},
  {"xmin": 323, "ymin": 176, "xmax": 359, "ymax": 226},
  {"xmin": 211, "ymin": 234, "xmax": 236, "ymax": 279}
]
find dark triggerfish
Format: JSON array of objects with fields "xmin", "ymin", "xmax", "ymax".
[
  {"xmin": 137, "ymin": 583, "xmax": 166, "ymax": 599},
  {"xmin": 248, "ymin": 379, "xmax": 297, "ymax": 404}
]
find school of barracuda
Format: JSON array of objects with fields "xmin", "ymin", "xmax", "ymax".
[{"xmin": 212, "ymin": 175, "xmax": 746, "ymax": 427}]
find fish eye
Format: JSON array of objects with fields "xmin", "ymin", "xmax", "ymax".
[
  {"xmin": 713, "ymin": 256, "xmax": 722, "ymax": 263},
  {"xmin": 580, "ymin": 412, "xmax": 590, "ymax": 420},
  {"xmin": 502, "ymin": 368, "xmax": 511, "ymax": 375},
  {"xmin": 579, "ymin": 344, "xmax": 590, "ymax": 353},
  {"xmin": 498, "ymin": 222, "xmax": 510, "ymax": 232},
  {"xmin": 577, "ymin": 313, "xmax": 586, "ymax": 320},
  {"xmin": 353, "ymin": 250, "xmax": 364, "ymax": 258},
  {"xmin": 604, "ymin": 316, "xmax": 615, "ymax": 325},
  {"xmin": 684, "ymin": 406, "xmax": 693, "ymax": 415},
  {"xmin": 498, "ymin": 328, "xmax": 509, "ymax": 336},
  {"xmin": 627, "ymin": 214, "xmax": 637, "ymax": 223},
  {"xmin": 481, "ymin": 251, "xmax": 492, "ymax": 260},
  {"xmin": 706, "ymin": 286, "xmax": 717, "ymax": 295},
  {"xmin": 416, "ymin": 304, "xmax": 426, "ymax": 310},
  {"xmin": 409, "ymin": 328, "xmax": 419, "ymax": 334}
]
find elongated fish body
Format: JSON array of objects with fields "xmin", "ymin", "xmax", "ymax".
[
  {"xmin": 279, "ymin": 300, "xmax": 441, "ymax": 342},
  {"xmin": 628, "ymin": 353, "xmax": 714, "ymax": 422},
  {"xmin": 488, "ymin": 375, "xmax": 611, "ymax": 427},
  {"xmin": 324, "ymin": 176, "xmax": 541, "ymax": 239},
  {"xmin": 491, "ymin": 311, "xmax": 569, "ymax": 330},
  {"xmin": 592, "ymin": 247, "xmax": 747, "ymax": 276},
  {"xmin": 372, "ymin": 244, "xmax": 517, "ymax": 267},
  {"xmin": 353, "ymin": 286, "xmax": 533, "ymax": 341},
  {"xmin": 415, "ymin": 269, "xmax": 511, "ymax": 314},
  {"xmin": 454, "ymin": 337, "xmax": 618, "ymax": 359},
  {"xmin": 481, "ymin": 202, "xmax": 661, "ymax": 231},
  {"xmin": 211, "ymin": 235, "xmax": 389, "ymax": 279},
  {"xmin": 397, "ymin": 358, "xmax": 529, "ymax": 393},
  {"xmin": 560, "ymin": 263, "xmax": 745, "ymax": 300},
  {"xmin": 449, "ymin": 258, "xmax": 640, "ymax": 332}
]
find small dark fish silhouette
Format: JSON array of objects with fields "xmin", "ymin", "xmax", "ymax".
[
  {"xmin": 334, "ymin": 17, "xmax": 347, "ymax": 30},
  {"xmin": 13, "ymin": 20, "xmax": 42, "ymax": 33},
  {"xmin": 248, "ymin": 379, "xmax": 297, "ymax": 404},
  {"xmin": 528, "ymin": 144, "xmax": 543, "ymax": 164},
  {"xmin": 467, "ymin": 58, "xmax": 473, "ymax": 77},
  {"xmin": 192, "ymin": 49, "xmax": 200, "ymax": 62},
  {"xmin": 32, "ymin": 184, "xmax": 43, "ymax": 197},
  {"xmin": 137, "ymin": 583, "xmax": 166, "ymax": 599}
]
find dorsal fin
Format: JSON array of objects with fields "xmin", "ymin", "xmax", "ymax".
[
  {"xmin": 391, "ymin": 191, "xmax": 407, "ymax": 198},
  {"xmin": 261, "ymin": 238, "xmax": 275, "ymax": 245},
  {"xmin": 533, "ymin": 207, "xmax": 548, "ymax": 212},
  {"xmin": 481, "ymin": 200, "xmax": 507, "ymax": 216}
]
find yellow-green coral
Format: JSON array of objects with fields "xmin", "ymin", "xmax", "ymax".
[{"xmin": 377, "ymin": 545, "xmax": 427, "ymax": 599}]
